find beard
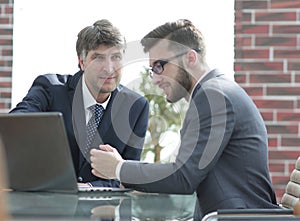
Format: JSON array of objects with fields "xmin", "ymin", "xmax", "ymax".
[{"xmin": 166, "ymin": 67, "xmax": 192, "ymax": 103}]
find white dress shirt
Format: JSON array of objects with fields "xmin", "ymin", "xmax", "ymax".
[{"xmin": 82, "ymin": 77, "xmax": 110, "ymax": 124}]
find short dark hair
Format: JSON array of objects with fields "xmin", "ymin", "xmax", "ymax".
[
  {"xmin": 141, "ymin": 19, "xmax": 205, "ymax": 57},
  {"xmin": 76, "ymin": 19, "xmax": 126, "ymax": 58}
]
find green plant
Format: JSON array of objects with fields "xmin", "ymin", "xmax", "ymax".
[{"xmin": 128, "ymin": 67, "xmax": 188, "ymax": 162}]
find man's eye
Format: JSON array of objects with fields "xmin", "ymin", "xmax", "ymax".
[
  {"xmin": 112, "ymin": 54, "xmax": 122, "ymax": 61},
  {"xmin": 93, "ymin": 55, "xmax": 105, "ymax": 61}
]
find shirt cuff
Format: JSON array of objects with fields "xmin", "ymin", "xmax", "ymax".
[{"xmin": 115, "ymin": 161, "xmax": 124, "ymax": 180}]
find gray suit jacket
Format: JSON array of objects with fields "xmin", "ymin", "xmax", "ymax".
[{"xmin": 120, "ymin": 69, "xmax": 278, "ymax": 218}]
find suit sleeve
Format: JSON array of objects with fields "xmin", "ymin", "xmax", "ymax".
[
  {"xmin": 120, "ymin": 83, "xmax": 235, "ymax": 194},
  {"xmin": 10, "ymin": 75, "xmax": 54, "ymax": 112}
]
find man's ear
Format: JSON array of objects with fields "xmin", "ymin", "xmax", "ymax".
[{"xmin": 185, "ymin": 49, "xmax": 198, "ymax": 67}]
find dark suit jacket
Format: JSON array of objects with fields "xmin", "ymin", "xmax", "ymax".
[
  {"xmin": 10, "ymin": 70, "xmax": 149, "ymax": 187},
  {"xmin": 119, "ymin": 69, "xmax": 279, "ymax": 218}
]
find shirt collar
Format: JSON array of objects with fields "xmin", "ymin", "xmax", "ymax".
[
  {"xmin": 82, "ymin": 77, "xmax": 110, "ymax": 110},
  {"xmin": 188, "ymin": 70, "xmax": 210, "ymax": 103}
]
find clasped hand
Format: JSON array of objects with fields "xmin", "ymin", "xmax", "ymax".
[{"xmin": 90, "ymin": 144, "xmax": 124, "ymax": 179}]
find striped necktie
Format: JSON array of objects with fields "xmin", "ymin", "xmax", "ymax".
[{"xmin": 83, "ymin": 104, "xmax": 104, "ymax": 156}]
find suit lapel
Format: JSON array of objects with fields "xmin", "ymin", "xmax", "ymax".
[
  {"xmin": 68, "ymin": 72, "xmax": 90, "ymax": 168},
  {"xmin": 71, "ymin": 75, "xmax": 86, "ymax": 150}
]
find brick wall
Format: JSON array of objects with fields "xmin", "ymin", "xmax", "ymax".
[
  {"xmin": 235, "ymin": 0, "xmax": 300, "ymax": 202},
  {"xmin": 0, "ymin": 0, "xmax": 13, "ymax": 113}
]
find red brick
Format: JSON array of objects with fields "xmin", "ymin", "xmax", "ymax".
[
  {"xmin": 237, "ymin": 0, "xmax": 268, "ymax": 10},
  {"xmin": 235, "ymin": 11, "xmax": 242, "ymax": 25},
  {"xmin": 261, "ymin": 111, "xmax": 274, "ymax": 121},
  {"xmin": 273, "ymin": 25, "xmax": 300, "ymax": 35},
  {"xmin": 297, "ymin": 100, "xmax": 300, "ymax": 109},
  {"xmin": 255, "ymin": 12, "xmax": 297, "ymax": 22},
  {"xmin": 271, "ymin": 0, "xmax": 300, "ymax": 9},
  {"xmin": 0, "ymin": 71, "xmax": 12, "ymax": 77},
  {"xmin": 289, "ymin": 163, "xmax": 297, "ymax": 173},
  {"xmin": 269, "ymin": 162, "xmax": 285, "ymax": 173},
  {"xmin": 256, "ymin": 36, "xmax": 297, "ymax": 47},
  {"xmin": 250, "ymin": 73, "xmax": 291, "ymax": 84},
  {"xmin": 0, "ymin": 39, "xmax": 12, "ymax": 45},
  {"xmin": 288, "ymin": 61, "xmax": 300, "ymax": 71},
  {"xmin": 274, "ymin": 49, "xmax": 300, "ymax": 59},
  {"xmin": 235, "ymin": 23, "xmax": 243, "ymax": 34},
  {"xmin": 277, "ymin": 112, "xmax": 300, "ymax": 121},
  {"xmin": 266, "ymin": 124, "xmax": 298, "ymax": 135},
  {"xmin": 235, "ymin": 49, "xmax": 269, "ymax": 59},
  {"xmin": 269, "ymin": 150, "xmax": 300, "ymax": 160},
  {"xmin": 2, "ymin": 48, "xmax": 12, "ymax": 56},
  {"xmin": 0, "ymin": 18, "xmax": 9, "ymax": 25},
  {"xmin": 0, "ymin": 0, "xmax": 10, "ymax": 4},
  {"xmin": 5, "ymin": 6, "xmax": 13, "ymax": 14},
  {"xmin": 234, "ymin": 73, "xmax": 247, "ymax": 84},
  {"xmin": 235, "ymin": 62, "xmax": 283, "ymax": 71},
  {"xmin": 241, "ymin": 86, "xmax": 263, "ymax": 96},
  {"xmin": 0, "ymin": 81, "xmax": 11, "ymax": 88},
  {"xmin": 242, "ymin": 12, "xmax": 251, "ymax": 23},
  {"xmin": 271, "ymin": 174, "xmax": 290, "ymax": 186},
  {"xmin": 268, "ymin": 137, "xmax": 278, "ymax": 147},
  {"xmin": 253, "ymin": 99, "xmax": 294, "ymax": 109},
  {"xmin": 240, "ymin": 24, "xmax": 269, "ymax": 34},
  {"xmin": 0, "ymin": 92, "xmax": 11, "ymax": 99},
  {"xmin": 282, "ymin": 137, "xmax": 300, "ymax": 146},
  {"xmin": 267, "ymin": 86, "xmax": 300, "ymax": 96},
  {"xmin": 235, "ymin": 36, "xmax": 252, "ymax": 48},
  {"xmin": 0, "ymin": 102, "xmax": 10, "ymax": 109},
  {"xmin": 0, "ymin": 28, "xmax": 12, "ymax": 36},
  {"xmin": 235, "ymin": 1, "xmax": 242, "ymax": 11},
  {"xmin": 0, "ymin": 60, "xmax": 12, "ymax": 68},
  {"xmin": 295, "ymin": 73, "xmax": 300, "ymax": 83},
  {"xmin": 235, "ymin": 11, "xmax": 251, "ymax": 23}
]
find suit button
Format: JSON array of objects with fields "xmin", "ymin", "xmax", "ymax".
[{"xmin": 78, "ymin": 176, "xmax": 83, "ymax": 182}]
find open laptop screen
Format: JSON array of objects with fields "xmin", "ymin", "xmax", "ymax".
[{"xmin": 0, "ymin": 112, "xmax": 78, "ymax": 193}]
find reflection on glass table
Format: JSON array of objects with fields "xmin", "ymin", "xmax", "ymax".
[
  {"xmin": 6, "ymin": 190, "xmax": 196, "ymax": 221},
  {"xmin": 130, "ymin": 192, "xmax": 195, "ymax": 220}
]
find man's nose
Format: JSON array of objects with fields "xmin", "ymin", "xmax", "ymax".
[
  {"xmin": 103, "ymin": 59, "xmax": 114, "ymax": 73},
  {"xmin": 151, "ymin": 73, "xmax": 162, "ymax": 85}
]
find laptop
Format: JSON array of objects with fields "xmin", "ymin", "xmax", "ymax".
[{"xmin": 0, "ymin": 112, "xmax": 131, "ymax": 194}]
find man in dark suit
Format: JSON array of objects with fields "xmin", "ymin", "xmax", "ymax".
[
  {"xmin": 10, "ymin": 19, "xmax": 149, "ymax": 188},
  {"xmin": 90, "ymin": 19, "xmax": 279, "ymax": 219}
]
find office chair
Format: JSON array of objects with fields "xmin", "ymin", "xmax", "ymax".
[
  {"xmin": 202, "ymin": 156, "xmax": 300, "ymax": 221},
  {"xmin": 281, "ymin": 156, "xmax": 300, "ymax": 214}
]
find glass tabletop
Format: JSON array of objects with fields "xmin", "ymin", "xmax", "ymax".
[{"xmin": 4, "ymin": 190, "xmax": 196, "ymax": 221}]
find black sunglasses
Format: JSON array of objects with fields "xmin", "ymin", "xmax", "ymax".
[{"xmin": 148, "ymin": 48, "xmax": 201, "ymax": 78}]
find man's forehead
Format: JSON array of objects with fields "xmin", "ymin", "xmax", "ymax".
[
  {"xmin": 149, "ymin": 41, "xmax": 170, "ymax": 58},
  {"xmin": 149, "ymin": 39, "xmax": 187, "ymax": 57},
  {"xmin": 90, "ymin": 45, "xmax": 123, "ymax": 54}
]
